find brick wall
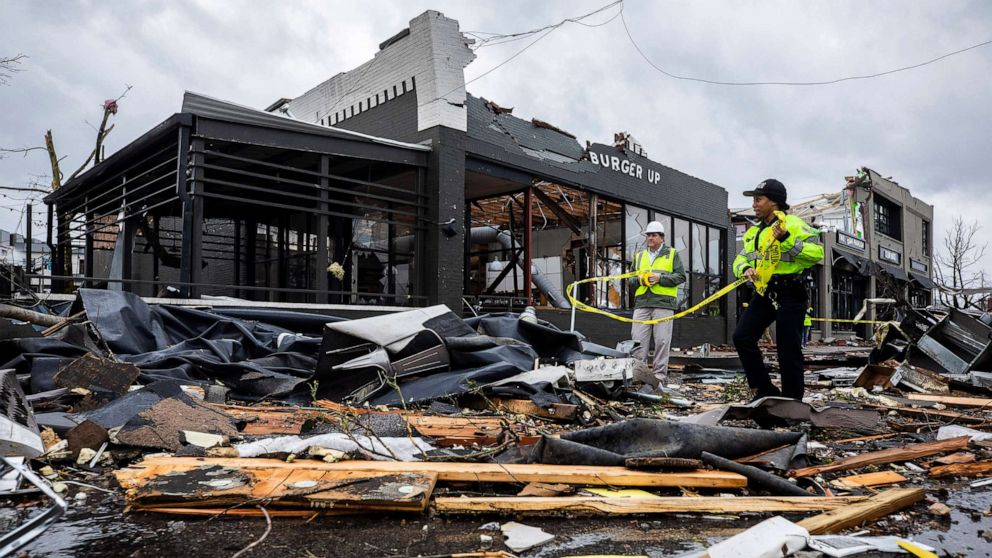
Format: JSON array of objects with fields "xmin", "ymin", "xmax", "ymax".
[{"xmin": 286, "ymin": 10, "xmax": 475, "ymax": 133}]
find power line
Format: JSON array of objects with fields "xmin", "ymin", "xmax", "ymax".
[
  {"xmin": 420, "ymin": 1, "xmax": 624, "ymax": 110},
  {"xmin": 621, "ymin": 7, "xmax": 992, "ymax": 86},
  {"xmin": 0, "ymin": 185, "xmax": 49, "ymax": 193},
  {"xmin": 465, "ymin": 1, "xmax": 622, "ymax": 49}
]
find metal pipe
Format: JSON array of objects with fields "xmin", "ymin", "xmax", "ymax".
[{"xmin": 469, "ymin": 226, "xmax": 570, "ymax": 309}]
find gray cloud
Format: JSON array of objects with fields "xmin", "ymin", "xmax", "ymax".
[{"xmin": 2, "ymin": 0, "xmax": 990, "ymax": 279}]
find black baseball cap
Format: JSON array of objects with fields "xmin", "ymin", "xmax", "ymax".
[{"xmin": 744, "ymin": 178, "xmax": 789, "ymax": 210}]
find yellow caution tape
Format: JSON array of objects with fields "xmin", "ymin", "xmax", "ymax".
[
  {"xmin": 567, "ymin": 211, "xmax": 885, "ymax": 326},
  {"xmin": 752, "ymin": 210, "xmax": 786, "ymax": 295},
  {"xmin": 565, "ymin": 271, "xmax": 747, "ymax": 325}
]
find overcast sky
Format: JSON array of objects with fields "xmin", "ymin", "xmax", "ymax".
[{"xmin": 2, "ymin": 0, "xmax": 990, "ymax": 279}]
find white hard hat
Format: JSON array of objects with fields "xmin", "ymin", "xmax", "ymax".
[{"xmin": 644, "ymin": 221, "xmax": 665, "ymax": 235}]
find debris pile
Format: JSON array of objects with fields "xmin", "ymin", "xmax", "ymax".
[{"xmin": 2, "ymin": 290, "xmax": 991, "ymax": 556}]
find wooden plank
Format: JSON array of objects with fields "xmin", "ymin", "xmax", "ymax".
[
  {"xmin": 831, "ymin": 471, "xmax": 907, "ymax": 489},
  {"xmin": 790, "ymin": 436, "xmax": 971, "ymax": 478},
  {"xmin": 434, "ymin": 496, "xmax": 866, "ymax": 515},
  {"xmin": 115, "ymin": 463, "xmax": 437, "ymax": 512},
  {"xmin": 490, "ymin": 398, "xmax": 578, "ymax": 421},
  {"xmin": 120, "ymin": 456, "xmax": 748, "ymax": 488},
  {"xmin": 928, "ymin": 460, "xmax": 992, "ymax": 478},
  {"xmin": 905, "ymin": 394, "xmax": 992, "ymax": 408},
  {"xmin": 796, "ymin": 488, "xmax": 925, "ymax": 534}
]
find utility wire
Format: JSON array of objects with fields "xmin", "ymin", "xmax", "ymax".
[
  {"xmin": 620, "ymin": 6, "xmax": 992, "ymax": 86},
  {"xmin": 419, "ymin": 1, "xmax": 623, "ymax": 109},
  {"xmin": 465, "ymin": 1, "xmax": 622, "ymax": 49}
]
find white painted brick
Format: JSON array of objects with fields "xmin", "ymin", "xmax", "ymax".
[{"xmin": 285, "ymin": 10, "xmax": 475, "ymax": 132}]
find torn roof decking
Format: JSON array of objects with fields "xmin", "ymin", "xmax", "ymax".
[
  {"xmin": 46, "ymin": 92, "xmax": 430, "ymax": 206},
  {"xmin": 464, "ymin": 95, "xmax": 729, "ymax": 229}
]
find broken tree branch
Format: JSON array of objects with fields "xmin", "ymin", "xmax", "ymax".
[{"xmin": 0, "ymin": 303, "xmax": 67, "ymax": 327}]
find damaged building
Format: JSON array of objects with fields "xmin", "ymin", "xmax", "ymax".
[
  {"xmin": 39, "ymin": 10, "xmax": 733, "ymax": 347},
  {"xmin": 733, "ymin": 167, "xmax": 935, "ymax": 340}
]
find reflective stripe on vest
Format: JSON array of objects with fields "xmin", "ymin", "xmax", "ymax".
[{"xmin": 634, "ymin": 248, "xmax": 678, "ymax": 298}]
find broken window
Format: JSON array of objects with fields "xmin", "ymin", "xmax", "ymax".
[
  {"xmin": 873, "ymin": 195, "xmax": 902, "ymax": 241},
  {"xmin": 465, "ymin": 183, "xmax": 588, "ymax": 310},
  {"xmin": 594, "ymin": 198, "xmax": 623, "ymax": 309},
  {"xmin": 831, "ymin": 269, "xmax": 866, "ymax": 332}
]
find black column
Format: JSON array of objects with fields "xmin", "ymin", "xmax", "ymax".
[
  {"xmin": 179, "ymin": 135, "xmax": 203, "ymax": 298},
  {"xmin": 421, "ymin": 127, "xmax": 466, "ymax": 312}
]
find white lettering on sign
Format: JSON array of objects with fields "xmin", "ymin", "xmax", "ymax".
[{"xmin": 588, "ymin": 151, "xmax": 660, "ymax": 185}]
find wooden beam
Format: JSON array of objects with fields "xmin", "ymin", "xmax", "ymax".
[
  {"xmin": 122, "ymin": 456, "xmax": 747, "ymax": 488},
  {"xmin": 790, "ymin": 436, "xmax": 971, "ymax": 478},
  {"xmin": 434, "ymin": 495, "xmax": 866, "ymax": 515},
  {"xmin": 116, "ymin": 465, "xmax": 438, "ymax": 513},
  {"xmin": 796, "ymin": 488, "xmax": 925, "ymax": 534},
  {"xmin": 905, "ymin": 394, "xmax": 992, "ymax": 408},
  {"xmin": 929, "ymin": 460, "xmax": 992, "ymax": 478}
]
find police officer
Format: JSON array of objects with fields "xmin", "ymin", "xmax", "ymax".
[
  {"xmin": 732, "ymin": 179, "xmax": 823, "ymax": 401},
  {"xmin": 629, "ymin": 221, "xmax": 685, "ymax": 385}
]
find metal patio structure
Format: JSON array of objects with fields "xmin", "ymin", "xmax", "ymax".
[{"xmin": 41, "ymin": 93, "xmax": 432, "ymax": 307}]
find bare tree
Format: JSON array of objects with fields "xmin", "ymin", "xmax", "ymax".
[
  {"xmin": 934, "ymin": 216, "xmax": 989, "ymax": 310},
  {"xmin": 1, "ymin": 53, "xmax": 26, "ymax": 85}
]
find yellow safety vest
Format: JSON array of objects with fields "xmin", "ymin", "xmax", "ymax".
[{"xmin": 634, "ymin": 248, "xmax": 677, "ymax": 298}]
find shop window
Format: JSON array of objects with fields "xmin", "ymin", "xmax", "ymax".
[
  {"xmin": 873, "ymin": 195, "xmax": 902, "ymax": 240},
  {"xmin": 673, "ymin": 218, "xmax": 690, "ymax": 310},
  {"xmin": 831, "ymin": 270, "xmax": 866, "ymax": 332},
  {"xmin": 909, "ymin": 286, "xmax": 931, "ymax": 308}
]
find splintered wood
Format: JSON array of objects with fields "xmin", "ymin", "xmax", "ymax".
[
  {"xmin": 115, "ymin": 459, "xmax": 437, "ymax": 514},
  {"xmin": 831, "ymin": 471, "xmax": 907, "ymax": 489},
  {"xmin": 313, "ymin": 400, "xmax": 521, "ymax": 446},
  {"xmin": 433, "ymin": 495, "xmax": 867, "ymax": 515},
  {"xmin": 797, "ymin": 488, "xmax": 925, "ymax": 534},
  {"xmin": 928, "ymin": 460, "xmax": 992, "ymax": 478},
  {"xmin": 790, "ymin": 436, "xmax": 971, "ymax": 478}
]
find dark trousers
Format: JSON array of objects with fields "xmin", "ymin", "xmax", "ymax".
[{"xmin": 733, "ymin": 277, "xmax": 808, "ymax": 400}]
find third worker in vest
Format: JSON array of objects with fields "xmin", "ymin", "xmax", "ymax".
[
  {"xmin": 629, "ymin": 221, "xmax": 685, "ymax": 386},
  {"xmin": 732, "ymin": 179, "xmax": 823, "ymax": 401}
]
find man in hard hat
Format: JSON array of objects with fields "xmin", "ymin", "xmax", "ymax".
[
  {"xmin": 732, "ymin": 179, "xmax": 823, "ymax": 402},
  {"xmin": 628, "ymin": 221, "xmax": 685, "ymax": 386}
]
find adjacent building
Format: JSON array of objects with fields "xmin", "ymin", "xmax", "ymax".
[{"xmin": 733, "ymin": 167, "xmax": 935, "ymax": 340}]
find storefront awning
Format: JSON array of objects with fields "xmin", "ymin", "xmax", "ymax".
[
  {"xmin": 876, "ymin": 262, "xmax": 909, "ymax": 282},
  {"xmin": 832, "ymin": 249, "xmax": 870, "ymax": 275},
  {"xmin": 910, "ymin": 271, "xmax": 936, "ymax": 290}
]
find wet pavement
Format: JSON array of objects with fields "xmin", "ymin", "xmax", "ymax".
[{"xmin": 5, "ymin": 484, "xmax": 990, "ymax": 557}]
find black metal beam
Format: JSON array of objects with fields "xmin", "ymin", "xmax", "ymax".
[
  {"xmin": 194, "ymin": 118, "xmax": 429, "ymax": 168},
  {"xmin": 179, "ymin": 137, "xmax": 204, "ymax": 297},
  {"xmin": 532, "ymin": 186, "xmax": 582, "ymax": 235}
]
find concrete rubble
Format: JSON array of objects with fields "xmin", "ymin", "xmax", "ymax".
[{"xmin": 1, "ymin": 291, "xmax": 991, "ymax": 556}]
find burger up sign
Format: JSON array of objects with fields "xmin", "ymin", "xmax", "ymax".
[{"xmin": 587, "ymin": 148, "xmax": 663, "ymax": 185}]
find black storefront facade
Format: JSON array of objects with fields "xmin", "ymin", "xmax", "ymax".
[{"xmin": 42, "ymin": 11, "xmax": 735, "ymax": 347}]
